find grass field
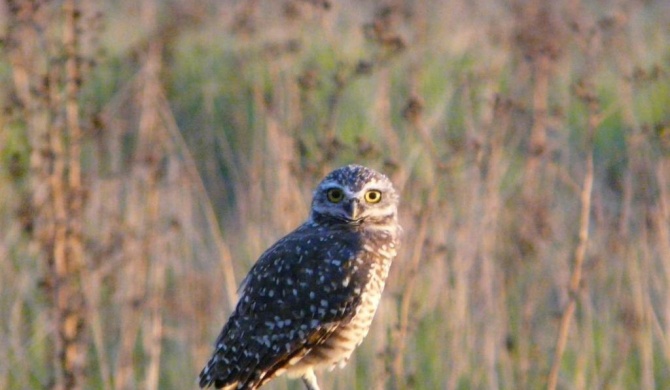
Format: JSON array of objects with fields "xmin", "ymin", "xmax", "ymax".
[{"xmin": 1, "ymin": 0, "xmax": 670, "ymax": 389}]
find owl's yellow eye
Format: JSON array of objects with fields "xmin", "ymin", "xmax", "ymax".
[
  {"xmin": 364, "ymin": 190, "xmax": 382, "ymax": 203},
  {"xmin": 326, "ymin": 188, "xmax": 345, "ymax": 203}
]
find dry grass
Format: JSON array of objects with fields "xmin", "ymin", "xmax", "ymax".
[{"xmin": 1, "ymin": 0, "xmax": 669, "ymax": 389}]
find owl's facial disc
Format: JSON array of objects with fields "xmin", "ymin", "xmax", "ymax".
[
  {"xmin": 310, "ymin": 165, "xmax": 399, "ymax": 226},
  {"xmin": 313, "ymin": 184, "xmax": 396, "ymax": 224}
]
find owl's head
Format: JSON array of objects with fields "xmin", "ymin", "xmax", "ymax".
[{"xmin": 310, "ymin": 165, "xmax": 399, "ymax": 228}]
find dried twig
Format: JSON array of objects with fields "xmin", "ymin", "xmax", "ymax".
[
  {"xmin": 390, "ymin": 203, "xmax": 431, "ymax": 388},
  {"xmin": 546, "ymin": 147, "xmax": 594, "ymax": 390},
  {"xmin": 546, "ymin": 14, "xmax": 601, "ymax": 388}
]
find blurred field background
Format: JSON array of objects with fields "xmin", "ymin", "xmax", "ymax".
[{"xmin": 1, "ymin": 0, "xmax": 670, "ymax": 389}]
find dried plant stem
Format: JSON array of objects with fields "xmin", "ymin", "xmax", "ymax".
[
  {"xmin": 52, "ymin": 1, "xmax": 88, "ymax": 388},
  {"xmin": 479, "ymin": 126, "xmax": 507, "ymax": 390},
  {"xmin": 140, "ymin": 38, "xmax": 164, "ymax": 390},
  {"xmin": 374, "ymin": 69, "xmax": 400, "ymax": 156},
  {"xmin": 525, "ymin": 54, "xmax": 550, "ymax": 179},
  {"xmin": 114, "ymin": 234, "xmax": 147, "ymax": 390},
  {"xmin": 389, "ymin": 188, "xmax": 435, "ymax": 389},
  {"xmin": 546, "ymin": 142, "xmax": 594, "ymax": 390},
  {"xmin": 392, "ymin": 217, "xmax": 427, "ymax": 378},
  {"xmin": 114, "ymin": 52, "xmax": 163, "ymax": 388},
  {"xmin": 546, "ymin": 4, "xmax": 601, "ymax": 387},
  {"xmin": 83, "ymin": 273, "xmax": 113, "ymax": 390},
  {"xmin": 158, "ymin": 92, "xmax": 239, "ymax": 307},
  {"xmin": 655, "ymin": 159, "xmax": 670, "ymax": 361},
  {"xmin": 519, "ymin": 3, "xmax": 555, "ymax": 210}
]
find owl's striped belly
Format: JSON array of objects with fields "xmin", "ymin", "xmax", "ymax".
[{"xmin": 290, "ymin": 255, "xmax": 393, "ymax": 373}]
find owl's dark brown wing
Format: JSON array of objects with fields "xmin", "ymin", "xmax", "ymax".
[
  {"xmin": 251, "ymin": 323, "xmax": 338, "ymax": 389},
  {"xmin": 198, "ymin": 223, "xmax": 372, "ymax": 389}
]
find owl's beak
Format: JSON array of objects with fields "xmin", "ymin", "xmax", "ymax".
[{"xmin": 344, "ymin": 199, "xmax": 361, "ymax": 221}]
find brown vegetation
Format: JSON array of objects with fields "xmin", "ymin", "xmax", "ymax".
[{"xmin": 0, "ymin": 0, "xmax": 669, "ymax": 389}]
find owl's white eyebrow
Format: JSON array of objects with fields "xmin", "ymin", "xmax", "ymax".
[
  {"xmin": 358, "ymin": 180, "xmax": 387, "ymax": 192},
  {"xmin": 317, "ymin": 181, "xmax": 356, "ymax": 197},
  {"xmin": 318, "ymin": 180, "xmax": 341, "ymax": 189},
  {"xmin": 318, "ymin": 180, "xmax": 388, "ymax": 197}
]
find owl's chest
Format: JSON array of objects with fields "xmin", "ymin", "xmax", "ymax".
[
  {"xmin": 345, "ymin": 247, "xmax": 394, "ymax": 332},
  {"xmin": 338, "ymin": 241, "xmax": 396, "ymax": 331},
  {"xmin": 292, "ymin": 233, "xmax": 398, "ymax": 371},
  {"xmin": 347, "ymin": 230, "xmax": 398, "ymax": 310}
]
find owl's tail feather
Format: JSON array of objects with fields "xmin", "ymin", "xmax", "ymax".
[{"xmin": 198, "ymin": 356, "xmax": 239, "ymax": 389}]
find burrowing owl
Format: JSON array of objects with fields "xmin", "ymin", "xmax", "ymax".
[{"xmin": 199, "ymin": 164, "xmax": 401, "ymax": 390}]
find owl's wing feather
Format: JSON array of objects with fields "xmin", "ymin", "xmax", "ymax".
[
  {"xmin": 199, "ymin": 223, "xmax": 369, "ymax": 389},
  {"xmin": 246, "ymin": 324, "xmax": 337, "ymax": 389}
]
